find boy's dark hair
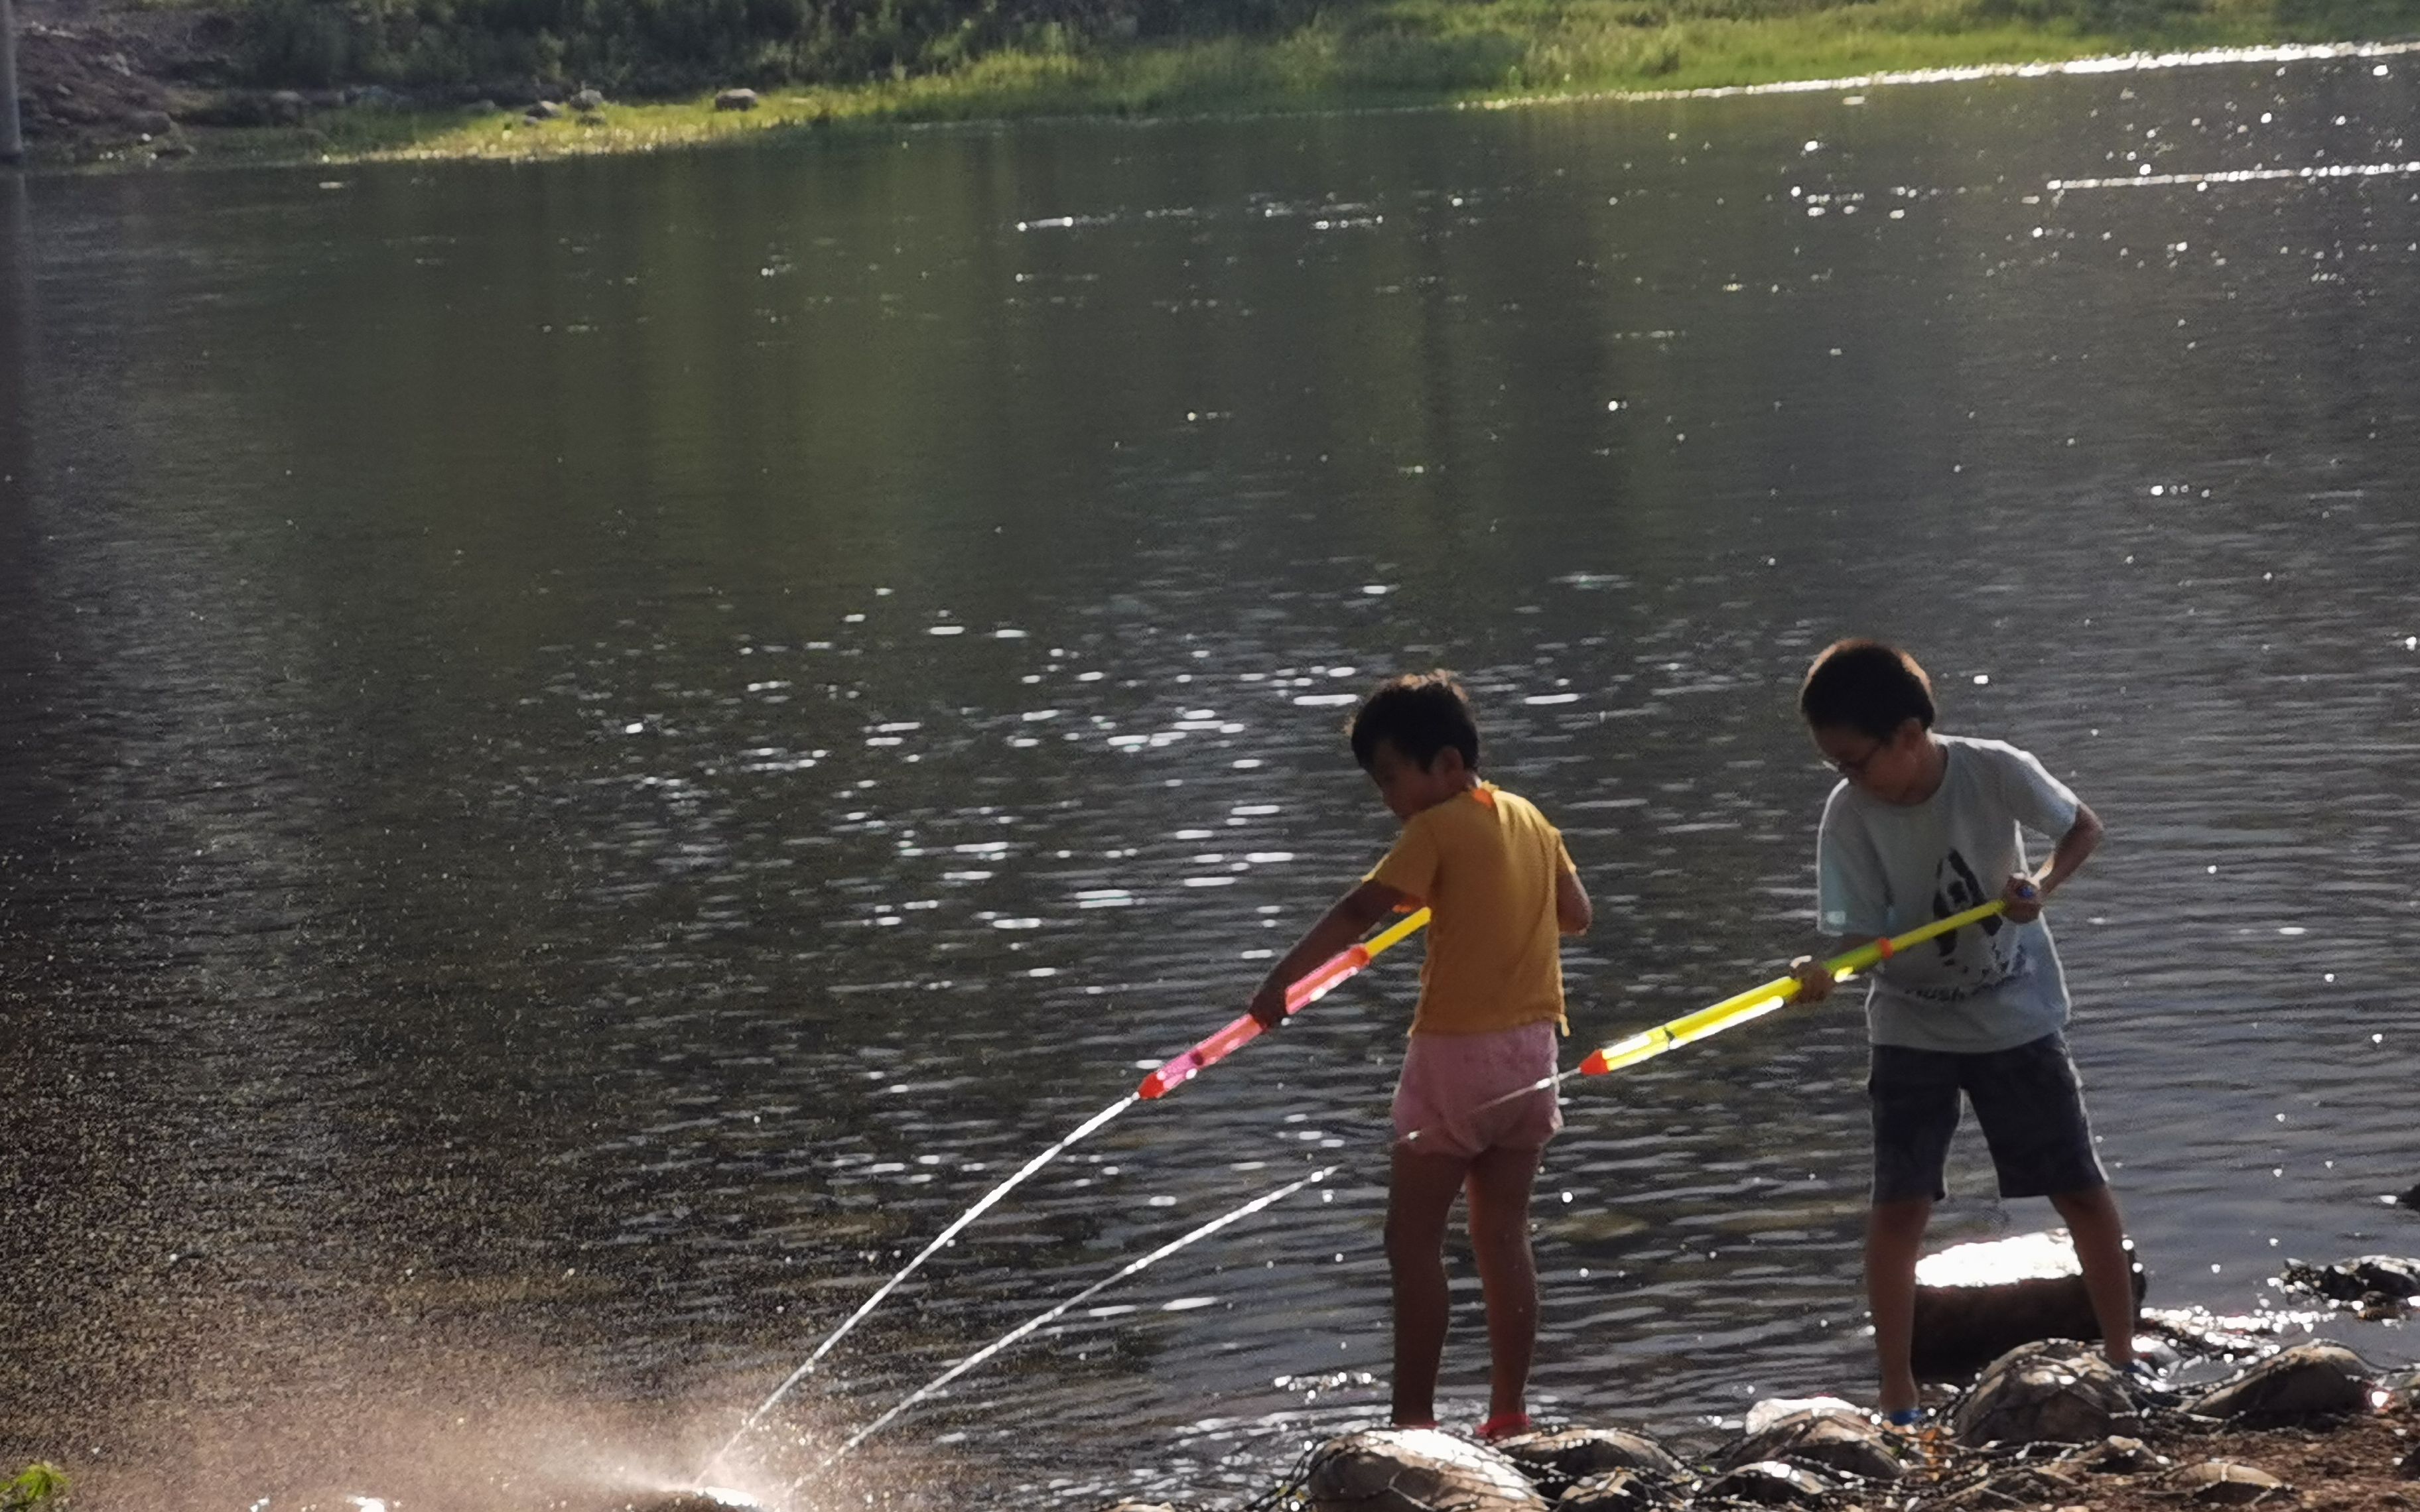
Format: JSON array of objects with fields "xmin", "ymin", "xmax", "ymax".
[
  {"xmin": 1799, "ymin": 639, "xmax": 1936, "ymax": 741},
  {"xmin": 1350, "ymin": 672, "xmax": 1482, "ymax": 773}
]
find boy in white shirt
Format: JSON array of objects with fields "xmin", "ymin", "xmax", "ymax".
[{"xmin": 1787, "ymin": 639, "xmax": 2135, "ymax": 1423}]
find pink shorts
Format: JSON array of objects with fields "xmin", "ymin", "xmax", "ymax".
[{"xmin": 1392, "ymin": 1021, "xmax": 1564, "ymax": 1161}]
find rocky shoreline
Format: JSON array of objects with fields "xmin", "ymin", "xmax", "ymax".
[
  {"xmin": 1088, "ymin": 1341, "xmax": 2415, "ymax": 1512},
  {"xmin": 1081, "ymin": 1241, "xmax": 2420, "ymax": 1512},
  {"xmin": 11, "ymin": 0, "xmax": 521, "ymax": 162}
]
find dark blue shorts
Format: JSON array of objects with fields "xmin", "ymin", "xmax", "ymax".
[{"xmin": 1867, "ymin": 1032, "xmax": 2108, "ymax": 1206}]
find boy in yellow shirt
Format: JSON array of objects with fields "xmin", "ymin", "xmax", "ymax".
[{"xmin": 1249, "ymin": 672, "xmax": 1591, "ymax": 1439}]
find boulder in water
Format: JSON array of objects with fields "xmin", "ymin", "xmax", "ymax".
[
  {"xmin": 1950, "ymin": 1339, "xmax": 2136, "ymax": 1447},
  {"xmin": 2185, "ymin": 1343, "xmax": 2375, "ymax": 1428},
  {"xmin": 1304, "ymin": 1428, "xmax": 1547, "ymax": 1512},
  {"xmin": 2281, "ymin": 1255, "xmax": 2420, "ymax": 1311},
  {"xmin": 1912, "ymin": 1229, "xmax": 2145, "ymax": 1377}
]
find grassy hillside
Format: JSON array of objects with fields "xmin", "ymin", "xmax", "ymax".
[{"xmin": 241, "ymin": 0, "xmax": 2420, "ymax": 98}]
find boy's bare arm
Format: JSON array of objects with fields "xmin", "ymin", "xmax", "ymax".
[
  {"xmin": 1247, "ymin": 879, "xmax": 1410, "ymax": 1027},
  {"xmin": 1556, "ymin": 867, "xmax": 1591, "ymax": 935},
  {"xmin": 2005, "ymin": 801, "xmax": 2102, "ymax": 923}
]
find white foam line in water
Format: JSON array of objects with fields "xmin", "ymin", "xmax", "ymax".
[
  {"xmin": 1472, "ymin": 38, "xmax": 2420, "ymax": 107},
  {"xmin": 2048, "ymin": 158, "xmax": 2420, "ymax": 190},
  {"xmin": 815, "ymin": 1164, "xmax": 1339, "ymax": 1470},
  {"xmin": 708, "ymin": 1092, "xmax": 1141, "ymax": 1470}
]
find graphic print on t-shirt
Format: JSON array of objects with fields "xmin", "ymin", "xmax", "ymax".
[{"xmin": 1920, "ymin": 848, "xmax": 2020, "ymax": 997}]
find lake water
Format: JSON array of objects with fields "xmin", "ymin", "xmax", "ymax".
[{"xmin": 3, "ymin": 48, "xmax": 2419, "ymax": 1510}]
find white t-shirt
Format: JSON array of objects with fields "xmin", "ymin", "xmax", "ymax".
[{"xmin": 1815, "ymin": 734, "xmax": 2082, "ymax": 1053}]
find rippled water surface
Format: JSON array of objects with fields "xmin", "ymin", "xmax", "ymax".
[{"xmin": 3, "ymin": 50, "xmax": 2419, "ymax": 1510}]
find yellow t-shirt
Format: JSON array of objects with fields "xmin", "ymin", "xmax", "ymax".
[{"xmin": 1367, "ymin": 783, "xmax": 1576, "ymax": 1037}]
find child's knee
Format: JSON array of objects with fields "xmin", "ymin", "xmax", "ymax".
[
  {"xmin": 1867, "ymin": 1196, "xmax": 1932, "ymax": 1235},
  {"xmin": 2050, "ymin": 1183, "xmax": 2121, "ymax": 1221}
]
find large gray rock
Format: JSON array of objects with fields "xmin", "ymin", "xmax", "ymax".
[
  {"xmin": 2185, "ymin": 1343, "xmax": 2373, "ymax": 1427},
  {"xmin": 1497, "ymin": 1428, "xmax": 1684, "ymax": 1495},
  {"xmin": 1716, "ymin": 1408, "xmax": 1904, "ymax": 1482},
  {"xmin": 1912, "ymin": 1229, "xmax": 2146, "ymax": 1377},
  {"xmin": 1305, "ymin": 1429, "xmax": 1549, "ymax": 1512},
  {"xmin": 714, "ymin": 88, "xmax": 760, "ymax": 111},
  {"xmin": 2157, "ymin": 1461, "xmax": 2294, "ymax": 1505},
  {"xmin": 1951, "ymin": 1339, "xmax": 2136, "ymax": 1447}
]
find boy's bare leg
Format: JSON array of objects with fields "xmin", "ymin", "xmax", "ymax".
[
  {"xmin": 1867, "ymin": 1196, "xmax": 1933, "ymax": 1415},
  {"xmin": 1387, "ymin": 1145, "xmax": 1473, "ymax": 1427},
  {"xmin": 2050, "ymin": 1184, "xmax": 2136, "ymax": 1367},
  {"xmin": 1464, "ymin": 1143, "xmax": 1545, "ymax": 1426}
]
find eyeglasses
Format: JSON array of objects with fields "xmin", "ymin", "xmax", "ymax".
[{"xmin": 1829, "ymin": 741, "xmax": 1886, "ymax": 778}]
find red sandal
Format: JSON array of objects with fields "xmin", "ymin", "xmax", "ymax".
[{"xmin": 1476, "ymin": 1411, "xmax": 1532, "ymax": 1442}]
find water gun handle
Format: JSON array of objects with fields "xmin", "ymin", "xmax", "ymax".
[
  {"xmin": 1134, "ymin": 946, "xmax": 1367, "ymax": 1100},
  {"xmin": 1136, "ymin": 909, "xmax": 1430, "ymax": 1100}
]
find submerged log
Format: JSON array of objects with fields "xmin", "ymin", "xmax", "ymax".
[{"xmin": 1912, "ymin": 1229, "xmax": 2146, "ymax": 1377}]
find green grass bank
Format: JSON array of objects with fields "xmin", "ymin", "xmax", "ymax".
[{"xmin": 34, "ymin": 0, "xmax": 2420, "ymax": 166}]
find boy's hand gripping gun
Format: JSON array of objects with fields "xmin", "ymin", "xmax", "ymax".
[
  {"xmin": 1580, "ymin": 899, "xmax": 2009, "ymax": 1076},
  {"xmin": 1137, "ymin": 909, "xmax": 1432, "ymax": 1100}
]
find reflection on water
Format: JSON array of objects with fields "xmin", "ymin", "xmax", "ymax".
[{"xmin": 3, "ymin": 46, "xmax": 2419, "ymax": 1509}]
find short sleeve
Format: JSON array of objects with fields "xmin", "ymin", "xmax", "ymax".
[
  {"xmin": 1815, "ymin": 788, "xmax": 1889, "ymax": 938},
  {"xmin": 1987, "ymin": 743, "xmax": 2082, "ymax": 839},
  {"xmin": 1556, "ymin": 834, "xmax": 1578, "ymax": 875},
  {"xmin": 1369, "ymin": 812, "xmax": 1442, "ymax": 903}
]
